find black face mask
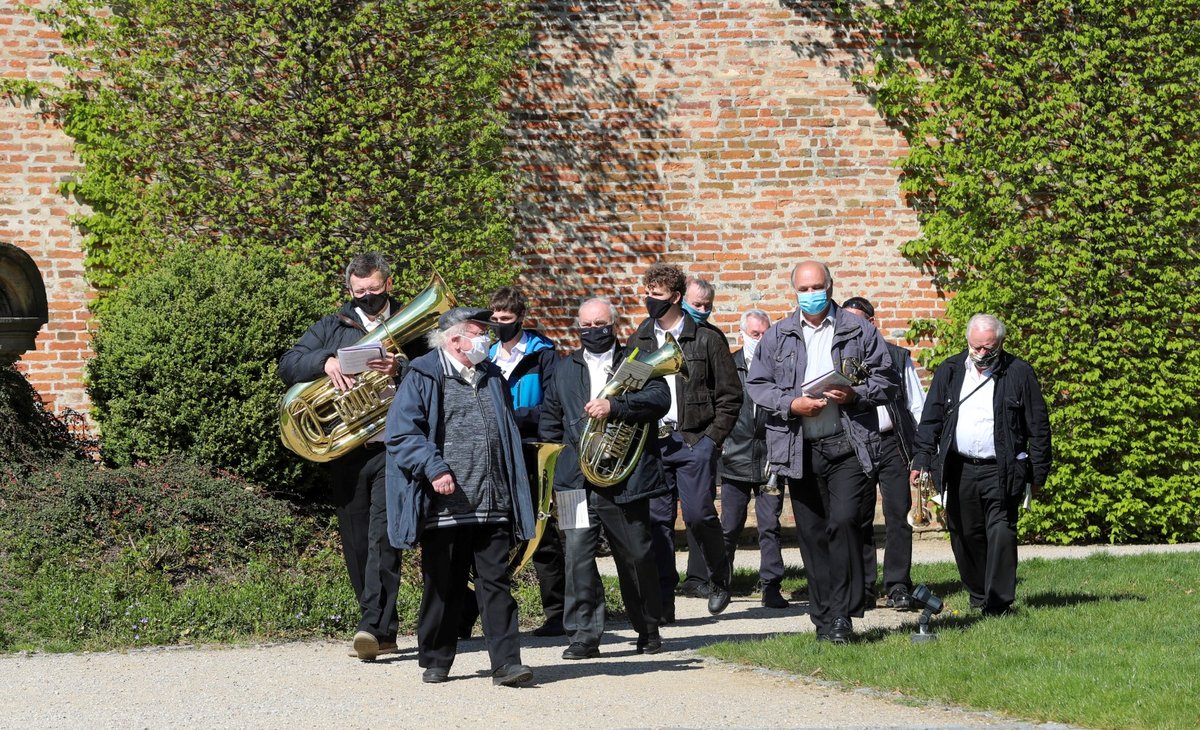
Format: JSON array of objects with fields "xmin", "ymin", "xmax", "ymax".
[
  {"xmin": 580, "ymin": 325, "xmax": 616, "ymax": 354},
  {"xmin": 644, "ymin": 295, "xmax": 675, "ymax": 321},
  {"xmin": 352, "ymin": 291, "xmax": 389, "ymax": 316},
  {"xmin": 494, "ymin": 320, "xmax": 523, "ymax": 344}
]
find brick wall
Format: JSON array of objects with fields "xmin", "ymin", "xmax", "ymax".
[
  {"xmin": 0, "ymin": 0, "xmax": 944, "ymax": 420},
  {"xmin": 0, "ymin": 0, "xmax": 93, "ymax": 416}
]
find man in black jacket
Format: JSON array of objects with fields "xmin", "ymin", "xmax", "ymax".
[
  {"xmin": 539, "ymin": 297, "xmax": 669, "ymax": 657},
  {"xmin": 629, "ymin": 263, "xmax": 742, "ymax": 620},
  {"xmin": 719, "ymin": 308, "xmax": 790, "ymax": 609},
  {"xmin": 842, "ymin": 297, "xmax": 926, "ymax": 610},
  {"xmin": 278, "ymin": 252, "xmax": 405, "ymax": 661},
  {"xmin": 910, "ymin": 314, "xmax": 1051, "ymax": 616}
]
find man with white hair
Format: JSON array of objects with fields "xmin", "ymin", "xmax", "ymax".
[
  {"xmin": 910, "ymin": 314, "xmax": 1051, "ymax": 616},
  {"xmin": 385, "ymin": 306, "xmax": 536, "ymax": 686}
]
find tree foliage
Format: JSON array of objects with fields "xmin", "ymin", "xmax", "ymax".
[
  {"xmin": 86, "ymin": 246, "xmax": 329, "ymax": 491},
  {"xmin": 21, "ymin": 0, "xmax": 529, "ymax": 303},
  {"xmin": 843, "ymin": 0, "xmax": 1200, "ymax": 542}
]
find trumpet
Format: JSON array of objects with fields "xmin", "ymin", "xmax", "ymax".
[{"xmin": 908, "ymin": 469, "xmax": 935, "ymax": 528}]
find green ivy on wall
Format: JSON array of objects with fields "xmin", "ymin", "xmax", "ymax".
[{"xmin": 838, "ymin": 0, "xmax": 1200, "ymax": 542}]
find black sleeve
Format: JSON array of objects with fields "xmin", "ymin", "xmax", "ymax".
[
  {"xmin": 911, "ymin": 368, "xmax": 950, "ymax": 471},
  {"xmin": 609, "ymin": 375, "xmax": 671, "ymax": 424},
  {"xmin": 278, "ymin": 317, "xmax": 337, "ymax": 386}
]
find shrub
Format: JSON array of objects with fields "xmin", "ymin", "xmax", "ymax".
[{"xmin": 86, "ymin": 245, "xmax": 328, "ymax": 492}]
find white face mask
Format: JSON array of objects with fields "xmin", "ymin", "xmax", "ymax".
[
  {"xmin": 463, "ymin": 334, "xmax": 490, "ymax": 365},
  {"xmin": 742, "ymin": 333, "xmax": 759, "ymax": 363}
]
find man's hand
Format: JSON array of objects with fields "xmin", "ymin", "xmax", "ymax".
[
  {"xmin": 583, "ymin": 398, "xmax": 612, "ymax": 419},
  {"xmin": 822, "ymin": 384, "xmax": 856, "ymax": 404},
  {"xmin": 366, "ymin": 352, "xmax": 401, "ymax": 377},
  {"xmin": 789, "ymin": 395, "xmax": 827, "ymax": 417},
  {"xmin": 430, "ymin": 472, "xmax": 456, "ymax": 496},
  {"xmin": 909, "ymin": 469, "xmax": 922, "ymax": 488},
  {"xmin": 324, "ymin": 356, "xmax": 355, "ymax": 392}
]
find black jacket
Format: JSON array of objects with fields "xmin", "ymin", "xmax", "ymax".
[
  {"xmin": 884, "ymin": 342, "xmax": 919, "ymax": 465},
  {"xmin": 629, "ymin": 314, "xmax": 742, "ymax": 447},
  {"xmin": 718, "ymin": 348, "xmax": 768, "ymax": 483},
  {"xmin": 537, "ymin": 344, "xmax": 671, "ymax": 504},
  {"xmin": 278, "ymin": 297, "xmax": 412, "ymax": 385},
  {"xmin": 911, "ymin": 351, "xmax": 1052, "ymax": 498}
]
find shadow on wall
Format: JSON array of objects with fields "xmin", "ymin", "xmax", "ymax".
[{"xmin": 507, "ymin": 1, "xmax": 677, "ymax": 333}]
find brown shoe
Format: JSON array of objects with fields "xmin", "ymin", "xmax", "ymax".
[{"xmin": 353, "ymin": 631, "xmax": 380, "ymax": 661}]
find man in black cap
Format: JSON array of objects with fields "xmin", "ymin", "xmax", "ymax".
[
  {"xmin": 840, "ymin": 296, "xmax": 926, "ymax": 610},
  {"xmin": 385, "ymin": 305, "xmax": 536, "ymax": 687},
  {"xmin": 278, "ymin": 252, "xmax": 403, "ymax": 662}
]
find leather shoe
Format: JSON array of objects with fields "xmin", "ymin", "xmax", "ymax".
[
  {"xmin": 421, "ymin": 667, "xmax": 449, "ymax": 684},
  {"xmin": 761, "ymin": 585, "xmax": 790, "ymax": 609},
  {"xmin": 707, "ymin": 584, "xmax": 732, "ymax": 615},
  {"xmin": 562, "ymin": 642, "xmax": 600, "ymax": 660},
  {"xmin": 828, "ymin": 616, "xmax": 853, "ymax": 644},
  {"xmin": 815, "ymin": 630, "xmax": 831, "ymax": 642},
  {"xmin": 532, "ymin": 618, "xmax": 565, "ymax": 637},
  {"xmin": 636, "ymin": 631, "xmax": 663, "ymax": 655},
  {"xmin": 353, "ymin": 630, "xmax": 380, "ymax": 661},
  {"xmin": 492, "ymin": 663, "xmax": 534, "ymax": 687},
  {"xmin": 886, "ymin": 586, "xmax": 913, "ymax": 611}
]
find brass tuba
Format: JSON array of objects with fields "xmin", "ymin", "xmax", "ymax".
[
  {"xmin": 908, "ymin": 468, "xmax": 935, "ymax": 528},
  {"xmin": 578, "ymin": 333, "xmax": 688, "ymax": 487},
  {"xmin": 279, "ymin": 273, "xmax": 456, "ymax": 462}
]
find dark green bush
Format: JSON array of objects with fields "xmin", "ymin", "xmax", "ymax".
[
  {"xmin": 86, "ymin": 245, "xmax": 328, "ymax": 492},
  {"xmin": 0, "ymin": 365, "xmax": 86, "ymax": 465}
]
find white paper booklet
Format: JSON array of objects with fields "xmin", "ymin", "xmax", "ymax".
[{"xmin": 336, "ymin": 343, "xmax": 386, "ymax": 374}]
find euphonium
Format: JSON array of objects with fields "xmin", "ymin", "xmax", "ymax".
[
  {"xmin": 279, "ymin": 273, "xmax": 456, "ymax": 462},
  {"xmin": 578, "ymin": 333, "xmax": 688, "ymax": 487},
  {"xmin": 908, "ymin": 468, "xmax": 935, "ymax": 528}
]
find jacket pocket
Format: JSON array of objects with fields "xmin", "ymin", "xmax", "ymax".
[{"xmin": 764, "ymin": 421, "xmax": 790, "ymax": 467}]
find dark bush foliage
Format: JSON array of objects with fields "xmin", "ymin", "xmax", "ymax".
[
  {"xmin": 0, "ymin": 366, "xmax": 86, "ymax": 465},
  {"xmin": 86, "ymin": 245, "xmax": 328, "ymax": 492}
]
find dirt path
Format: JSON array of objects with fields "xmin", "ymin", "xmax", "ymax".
[{"xmin": 2, "ymin": 542, "xmax": 1192, "ymax": 729}]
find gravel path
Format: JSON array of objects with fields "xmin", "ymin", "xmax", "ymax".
[{"xmin": 2, "ymin": 541, "xmax": 1194, "ymax": 729}]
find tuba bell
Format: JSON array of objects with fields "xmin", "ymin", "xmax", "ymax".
[
  {"xmin": 578, "ymin": 333, "xmax": 688, "ymax": 487},
  {"xmin": 279, "ymin": 273, "xmax": 455, "ymax": 462}
]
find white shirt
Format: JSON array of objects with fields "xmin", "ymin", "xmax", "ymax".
[
  {"xmin": 653, "ymin": 316, "xmax": 685, "ymax": 426},
  {"xmin": 800, "ymin": 312, "xmax": 840, "ymax": 440},
  {"xmin": 491, "ymin": 331, "xmax": 530, "ymax": 379},
  {"xmin": 877, "ymin": 358, "xmax": 927, "ymax": 432},
  {"xmin": 583, "ymin": 347, "xmax": 615, "ymax": 399},
  {"xmin": 954, "ymin": 363, "xmax": 996, "ymax": 458},
  {"xmin": 355, "ymin": 302, "xmax": 392, "ymax": 332}
]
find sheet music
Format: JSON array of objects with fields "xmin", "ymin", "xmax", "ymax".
[
  {"xmin": 556, "ymin": 489, "xmax": 590, "ymax": 530},
  {"xmin": 337, "ymin": 343, "xmax": 386, "ymax": 374}
]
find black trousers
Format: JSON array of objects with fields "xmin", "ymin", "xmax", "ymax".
[
  {"xmin": 944, "ymin": 455, "xmax": 1019, "ymax": 611},
  {"xmin": 326, "ymin": 447, "xmax": 401, "ymax": 640},
  {"xmin": 860, "ymin": 430, "xmax": 913, "ymax": 595},
  {"xmin": 650, "ymin": 433, "xmax": 730, "ymax": 611},
  {"xmin": 720, "ymin": 478, "xmax": 787, "ymax": 587},
  {"xmin": 417, "ymin": 522, "xmax": 522, "ymax": 671},
  {"xmin": 562, "ymin": 490, "xmax": 662, "ymax": 646},
  {"xmin": 786, "ymin": 440, "xmax": 874, "ymax": 632}
]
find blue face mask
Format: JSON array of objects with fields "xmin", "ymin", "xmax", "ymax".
[
  {"xmin": 681, "ymin": 300, "xmax": 711, "ymax": 324},
  {"xmin": 796, "ymin": 290, "xmax": 829, "ymax": 316}
]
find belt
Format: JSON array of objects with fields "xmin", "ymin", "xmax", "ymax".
[
  {"xmin": 657, "ymin": 423, "xmax": 677, "ymax": 440},
  {"xmin": 954, "ymin": 453, "xmax": 996, "ymax": 465},
  {"xmin": 808, "ymin": 430, "xmax": 845, "ymax": 444},
  {"xmin": 363, "ymin": 441, "xmax": 386, "ymax": 452}
]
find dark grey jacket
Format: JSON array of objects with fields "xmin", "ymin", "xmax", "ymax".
[
  {"xmin": 719, "ymin": 348, "xmax": 768, "ymax": 484},
  {"xmin": 746, "ymin": 303, "xmax": 899, "ymax": 478}
]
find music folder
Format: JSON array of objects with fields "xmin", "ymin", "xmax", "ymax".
[{"xmin": 336, "ymin": 343, "xmax": 386, "ymax": 374}]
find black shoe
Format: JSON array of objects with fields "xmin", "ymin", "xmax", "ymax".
[
  {"xmin": 828, "ymin": 616, "xmax": 853, "ymax": 644},
  {"xmin": 532, "ymin": 618, "xmax": 565, "ymax": 637},
  {"xmin": 422, "ymin": 667, "xmax": 449, "ymax": 684},
  {"xmin": 761, "ymin": 585, "xmax": 790, "ymax": 609},
  {"xmin": 636, "ymin": 631, "xmax": 663, "ymax": 655},
  {"xmin": 562, "ymin": 642, "xmax": 600, "ymax": 660},
  {"xmin": 815, "ymin": 630, "xmax": 831, "ymax": 643},
  {"xmin": 886, "ymin": 586, "xmax": 913, "ymax": 611},
  {"xmin": 680, "ymin": 582, "xmax": 712, "ymax": 599},
  {"xmin": 707, "ymin": 584, "xmax": 732, "ymax": 615},
  {"xmin": 492, "ymin": 663, "xmax": 534, "ymax": 687}
]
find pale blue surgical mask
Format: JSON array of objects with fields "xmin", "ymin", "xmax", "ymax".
[
  {"xmin": 681, "ymin": 300, "xmax": 711, "ymax": 324},
  {"xmin": 796, "ymin": 289, "xmax": 829, "ymax": 316}
]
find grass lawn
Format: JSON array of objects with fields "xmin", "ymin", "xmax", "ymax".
[{"xmin": 702, "ymin": 552, "xmax": 1200, "ymax": 730}]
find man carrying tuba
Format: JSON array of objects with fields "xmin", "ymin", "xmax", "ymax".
[
  {"xmin": 278, "ymin": 252, "xmax": 404, "ymax": 662},
  {"xmin": 539, "ymin": 297, "xmax": 671, "ymax": 658}
]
